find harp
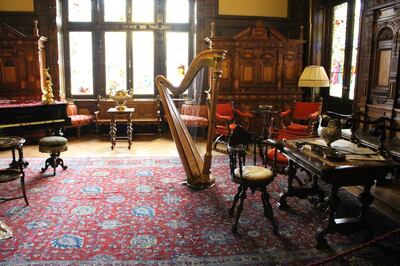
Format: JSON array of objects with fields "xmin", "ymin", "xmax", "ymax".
[{"xmin": 155, "ymin": 49, "xmax": 227, "ymax": 189}]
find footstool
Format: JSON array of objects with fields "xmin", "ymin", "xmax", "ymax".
[{"xmin": 39, "ymin": 136, "xmax": 68, "ymax": 176}]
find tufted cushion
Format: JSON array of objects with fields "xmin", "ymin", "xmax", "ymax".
[
  {"xmin": 268, "ymin": 148, "xmax": 288, "ymax": 164},
  {"xmin": 234, "ymin": 165, "xmax": 273, "ymax": 182},
  {"xmin": 39, "ymin": 136, "xmax": 68, "ymax": 154}
]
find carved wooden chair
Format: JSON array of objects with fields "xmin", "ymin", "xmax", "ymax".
[
  {"xmin": 213, "ymin": 101, "xmax": 253, "ymax": 153},
  {"xmin": 227, "ymin": 125, "xmax": 280, "ymax": 234}
]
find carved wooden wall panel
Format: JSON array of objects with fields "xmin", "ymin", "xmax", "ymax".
[
  {"xmin": 0, "ymin": 0, "xmax": 60, "ymax": 100},
  {"xmin": 211, "ymin": 20, "xmax": 305, "ymax": 133},
  {"xmin": 350, "ymin": 0, "xmax": 400, "ymax": 138},
  {"xmin": 355, "ymin": 0, "xmax": 400, "ymax": 124},
  {"xmin": 0, "ymin": 23, "xmax": 46, "ymax": 100}
]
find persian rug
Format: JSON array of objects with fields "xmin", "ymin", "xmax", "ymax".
[{"xmin": 0, "ymin": 157, "xmax": 399, "ymax": 265}]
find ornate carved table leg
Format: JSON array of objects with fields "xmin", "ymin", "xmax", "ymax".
[
  {"xmin": 110, "ymin": 114, "xmax": 117, "ymax": 150},
  {"xmin": 17, "ymin": 145, "xmax": 29, "ymax": 168},
  {"xmin": 359, "ymin": 181, "xmax": 375, "ymax": 241},
  {"xmin": 127, "ymin": 113, "xmax": 133, "ymax": 150},
  {"xmin": 278, "ymin": 160, "xmax": 295, "ymax": 209},
  {"xmin": 9, "ymin": 148, "xmax": 18, "ymax": 168},
  {"xmin": 316, "ymin": 184, "xmax": 340, "ymax": 248}
]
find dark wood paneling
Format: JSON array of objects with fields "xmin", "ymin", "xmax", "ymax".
[
  {"xmin": 211, "ymin": 21, "xmax": 306, "ymax": 133},
  {"xmin": 0, "ymin": 0, "xmax": 61, "ymax": 100}
]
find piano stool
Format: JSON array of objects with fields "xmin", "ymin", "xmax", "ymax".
[{"xmin": 38, "ymin": 136, "xmax": 68, "ymax": 176}]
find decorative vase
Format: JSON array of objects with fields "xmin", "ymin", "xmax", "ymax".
[
  {"xmin": 109, "ymin": 90, "xmax": 133, "ymax": 111},
  {"xmin": 320, "ymin": 119, "xmax": 342, "ymax": 147}
]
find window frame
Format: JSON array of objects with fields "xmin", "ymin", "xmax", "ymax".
[
  {"xmin": 60, "ymin": 0, "xmax": 195, "ymax": 99},
  {"xmin": 326, "ymin": 0, "xmax": 360, "ymax": 100}
]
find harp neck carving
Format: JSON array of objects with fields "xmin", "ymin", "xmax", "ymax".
[{"xmin": 155, "ymin": 49, "xmax": 227, "ymax": 189}]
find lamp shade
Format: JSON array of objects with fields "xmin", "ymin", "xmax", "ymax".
[{"xmin": 298, "ymin": 65, "xmax": 329, "ymax": 87}]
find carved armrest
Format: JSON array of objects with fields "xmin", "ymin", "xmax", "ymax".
[
  {"xmin": 279, "ymin": 109, "xmax": 292, "ymax": 117},
  {"xmin": 216, "ymin": 113, "xmax": 232, "ymax": 122},
  {"xmin": 308, "ymin": 111, "xmax": 320, "ymax": 121}
]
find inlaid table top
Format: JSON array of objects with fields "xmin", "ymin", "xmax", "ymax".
[{"xmin": 0, "ymin": 136, "xmax": 25, "ymax": 151}]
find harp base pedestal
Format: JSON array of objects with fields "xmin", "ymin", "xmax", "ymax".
[{"xmin": 183, "ymin": 175, "xmax": 216, "ymax": 190}]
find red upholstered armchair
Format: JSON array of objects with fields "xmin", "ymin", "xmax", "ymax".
[
  {"xmin": 66, "ymin": 102, "xmax": 93, "ymax": 138},
  {"xmin": 279, "ymin": 101, "xmax": 321, "ymax": 136},
  {"xmin": 266, "ymin": 102, "xmax": 319, "ymax": 173},
  {"xmin": 213, "ymin": 101, "xmax": 253, "ymax": 152}
]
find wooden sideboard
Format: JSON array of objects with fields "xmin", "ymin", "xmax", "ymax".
[{"xmin": 211, "ymin": 20, "xmax": 306, "ymax": 133}]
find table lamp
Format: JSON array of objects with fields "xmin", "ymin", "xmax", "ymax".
[{"xmin": 298, "ymin": 65, "xmax": 329, "ymax": 102}]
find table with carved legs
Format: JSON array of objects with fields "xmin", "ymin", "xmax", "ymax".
[
  {"xmin": 278, "ymin": 138, "xmax": 398, "ymax": 248},
  {"xmin": 107, "ymin": 107, "xmax": 135, "ymax": 150}
]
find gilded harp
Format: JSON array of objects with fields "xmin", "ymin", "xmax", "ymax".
[{"xmin": 155, "ymin": 49, "xmax": 227, "ymax": 189}]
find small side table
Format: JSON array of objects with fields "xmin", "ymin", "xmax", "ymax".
[
  {"xmin": 107, "ymin": 107, "xmax": 135, "ymax": 150},
  {"xmin": 253, "ymin": 105, "xmax": 280, "ymax": 138},
  {"xmin": 0, "ymin": 136, "xmax": 28, "ymax": 168},
  {"xmin": 0, "ymin": 136, "xmax": 29, "ymax": 205}
]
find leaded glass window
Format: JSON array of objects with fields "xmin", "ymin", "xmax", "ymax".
[
  {"xmin": 132, "ymin": 0, "xmax": 154, "ymax": 23},
  {"xmin": 105, "ymin": 32, "xmax": 127, "ymax": 95},
  {"xmin": 62, "ymin": 0, "xmax": 193, "ymax": 98},
  {"xmin": 132, "ymin": 32, "xmax": 154, "ymax": 95},
  {"xmin": 329, "ymin": 2, "xmax": 347, "ymax": 98},
  {"xmin": 104, "ymin": 0, "xmax": 126, "ymax": 22},
  {"xmin": 166, "ymin": 32, "xmax": 189, "ymax": 87},
  {"xmin": 349, "ymin": 0, "xmax": 361, "ymax": 100},
  {"xmin": 68, "ymin": 0, "xmax": 91, "ymax": 22},
  {"xmin": 166, "ymin": 0, "xmax": 189, "ymax": 23},
  {"xmin": 69, "ymin": 32, "xmax": 93, "ymax": 95}
]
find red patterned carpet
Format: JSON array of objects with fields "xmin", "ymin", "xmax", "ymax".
[{"xmin": 0, "ymin": 157, "xmax": 399, "ymax": 265}]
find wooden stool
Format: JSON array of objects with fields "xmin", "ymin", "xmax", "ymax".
[{"xmin": 39, "ymin": 136, "xmax": 68, "ymax": 176}]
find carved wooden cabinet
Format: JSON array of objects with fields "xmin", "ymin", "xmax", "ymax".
[
  {"xmin": 211, "ymin": 20, "xmax": 306, "ymax": 132},
  {"xmin": 356, "ymin": 0, "xmax": 400, "ymax": 126},
  {"xmin": 0, "ymin": 22, "xmax": 47, "ymax": 100}
]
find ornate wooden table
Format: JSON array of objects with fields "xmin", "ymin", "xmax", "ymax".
[
  {"xmin": 278, "ymin": 138, "xmax": 398, "ymax": 248},
  {"xmin": 0, "ymin": 136, "xmax": 29, "ymax": 205},
  {"xmin": 253, "ymin": 105, "xmax": 280, "ymax": 138},
  {"xmin": 0, "ymin": 136, "xmax": 28, "ymax": 168},
  {"xmin": 107, "ymin": 107, "xmax": 135, "ymax": 150}
]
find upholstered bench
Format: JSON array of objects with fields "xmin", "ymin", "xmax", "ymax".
[
  {"xmin": 180, "ymin": 103, "xmax": 208, "ymax": 137},
  {"xmin": 39, "ymin": 136, "xmax": 68, "ymax": 176},
  {"xmin": 66, "ymin": 102, "xmax": 93, "ymax": 138}
]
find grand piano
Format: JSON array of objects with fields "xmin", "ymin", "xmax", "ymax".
[{"xmin": 0, "ymin": 100, "xmax": 71, "ymax": 136}]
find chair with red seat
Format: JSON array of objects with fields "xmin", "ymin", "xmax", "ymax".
[
  {"xmin": 279, "ymin": 100, "xmax": 322, "ymax": 136},
  {"xmin": 264, "ymin": 114, "xmax": 318, "ymax": 174},
  {"xmin": 264, "ymin": 117, "xmax": 316, "ymax": 187},
  {"xmin": 213, "ymin": 101, "xmax": 253, "ymax": 153},
  {"xmin": 269, "ymin": 99, "xmax": 321, "ymax": 166}
]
